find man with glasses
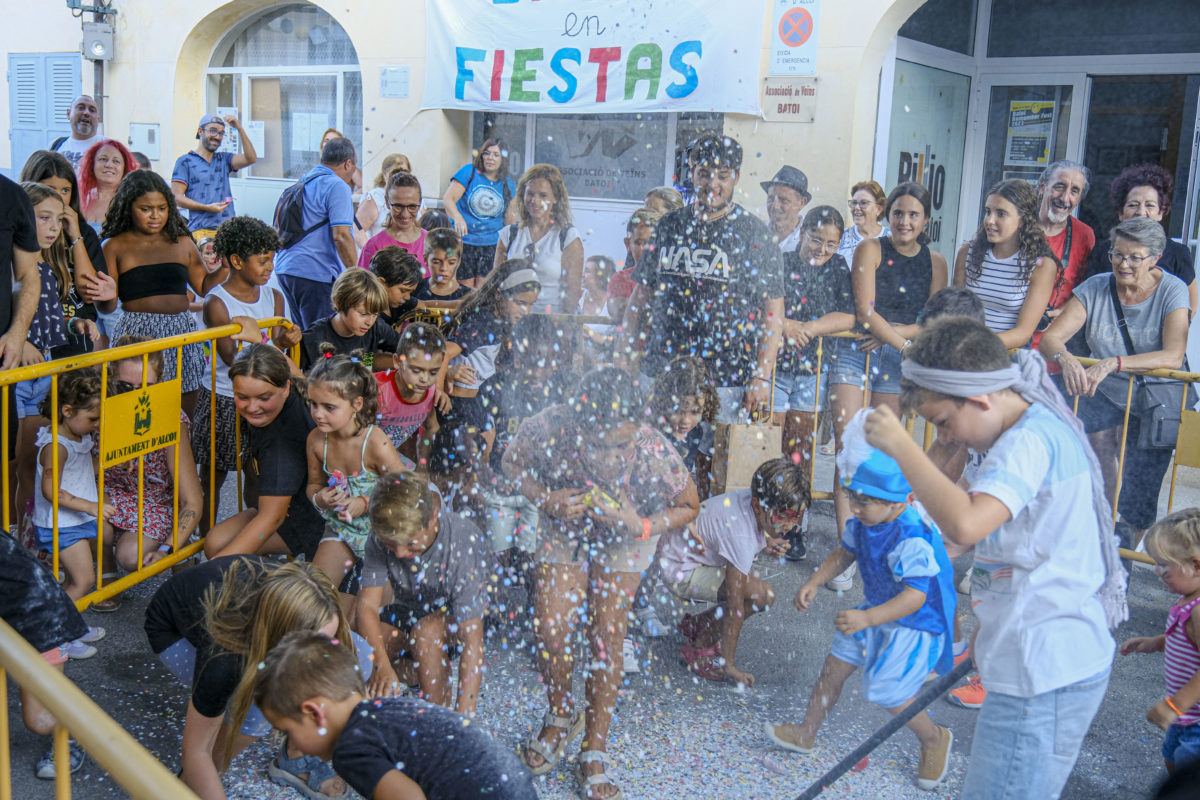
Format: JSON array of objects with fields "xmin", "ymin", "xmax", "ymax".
[
  {"xmin": 761, "ymin": 165, "xmax": 811, "ymax": 253},
  {"xmin": 273, "ymin": 137, "xmax": 359, "ymax": 328},
  {"xmin": 171, "ymin": 113, "xmax": 258, "ymax": 241}
]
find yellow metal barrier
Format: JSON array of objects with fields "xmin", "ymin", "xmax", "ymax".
[
  {"xmin": 0, "ymin": 617, "xmax": 198, "ymax": 799},
  {"xmin": 0, "ymin": 317, "xmax": 297, "ymax": 611}
]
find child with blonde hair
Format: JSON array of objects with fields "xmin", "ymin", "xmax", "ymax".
[
  {"xmin": 300, "ymin": 268, "xmax": 400, "ymax": 370},
  {"xmin": 356, "ymin": 471, "xmax": 488, "ymax": 715},
  {"xmin": 1122, "ymin": 508, "xmax": 1200, "ymax": 775}
]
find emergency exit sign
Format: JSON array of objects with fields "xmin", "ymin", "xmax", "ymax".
[{"xmin": 761, "ymin": 77, "xmax": 817, "ymax": 122}]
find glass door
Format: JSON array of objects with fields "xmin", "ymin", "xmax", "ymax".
[{"xmin": 1080, "ymin": 75, "xmax": 1199, "ymax": 242}]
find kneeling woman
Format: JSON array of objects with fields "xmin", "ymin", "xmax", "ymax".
[
  {"xmin": 504, "ymin": 367, "xmax": 699, "ymax": 800},
  {"xmin": 144, "ymin": 556, "xmax": 372, "ymax": 800},
  {"xmin": 204, "ymin": 345, "xmax": 323, "ymax": 562}
]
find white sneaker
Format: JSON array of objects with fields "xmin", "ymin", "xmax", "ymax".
[
  {"xmin": 635, "ymin": 606, "xmax": 667, "ymax": 638},
  {"xmin": 825, "ymin": 563, "xmax": 856, "ymax": 592},
  {"xmin": 621, "ymin": 637, "xmax": 640, "ymax": 674},
  {"xmin": 64, "ymin": 639, "xmax": 97, "ymax": 660}
]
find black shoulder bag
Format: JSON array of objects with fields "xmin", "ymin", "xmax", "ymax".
[{"xmin": 1108, "ymin": 275, "xmax": 1195, "ymax": 449}]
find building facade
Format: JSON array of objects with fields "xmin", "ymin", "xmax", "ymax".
[{"xmin": 5, "ymin": 0, "xmax": 1200, "ymax": 266}]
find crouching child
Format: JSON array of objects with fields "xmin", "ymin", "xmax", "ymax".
[
  {"xmin": 256, "ymin": 631, "xmax": 537, "ymax": 800},
  {"xmin": 355, "ymin": 471, "xmax": 488, "ymax": 716},
  {"xmin": 657, "ymin": 457, "xmax": 803, "ymax": 687}
]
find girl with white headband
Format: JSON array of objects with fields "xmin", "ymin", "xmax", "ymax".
[{"xmin": 862, "ymin": 315, "xmax": 1125, "ymax": 800}]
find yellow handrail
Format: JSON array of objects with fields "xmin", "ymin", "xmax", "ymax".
[
  {"xmin": 2, "ymin": 317, "xmax": 298, "ymax": 610},
  {"xmin": 0, "ymin": 618, "xmax": 199, "ymax": 800}
]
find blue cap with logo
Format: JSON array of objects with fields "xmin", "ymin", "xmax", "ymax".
[{"xmin": 842, "ymin": 449, "xmax": 911, "ymax": 502}]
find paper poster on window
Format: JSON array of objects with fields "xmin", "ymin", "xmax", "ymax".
[{"xmin": 1004, "ymin": 101, "xmax": 1055, "ymax": 167}]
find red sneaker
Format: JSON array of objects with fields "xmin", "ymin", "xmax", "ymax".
[
  {"xmin": 677, "ymin": 613, "xmax": 702, "ymax": 641},
  {"xmin": 947, "ymin": 676, "xmax": 986, "ymax": 709},
  {"xmin": 679, "ymin": 643, "xmax": 726, "ymax": 682}
]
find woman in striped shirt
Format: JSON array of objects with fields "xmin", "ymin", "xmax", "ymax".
[{"xmin": 953, "ymin": 179, "xmax": 1057, "ymax": 348}]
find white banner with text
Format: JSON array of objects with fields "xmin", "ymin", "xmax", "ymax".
[{"xmin": 422, "ymin": 0, "xmax": 768, "ymax": 114}]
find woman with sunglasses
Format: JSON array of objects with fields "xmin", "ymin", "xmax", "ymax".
[{"xmin": 503, "ymin": 367, "xmax": 699, "ymax": 800}]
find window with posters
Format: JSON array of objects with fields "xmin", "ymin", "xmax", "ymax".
[{"xmin": 884, "ymin": 60, "xmax": 971, "ymax": 265}]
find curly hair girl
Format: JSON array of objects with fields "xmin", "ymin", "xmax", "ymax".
[
  {"xmin": 100, "ymin": 169, "xmax": 191, "ymax": 241},
  {"xmin": 965, "ymin": 179, "xmax": 1059, "ymax": 284}
]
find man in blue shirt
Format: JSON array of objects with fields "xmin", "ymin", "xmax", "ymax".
[
  {"xmin": 273, "ymin": 137, "xmax": 359, "ymax": 328},
  {"xmin": 171, "ymin": 113, "xmax": 258, "ymax": 240}
]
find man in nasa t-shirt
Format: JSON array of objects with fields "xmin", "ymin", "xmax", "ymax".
[{"xmin": 624, "ymin": 133, "xmax": 784, "ymax": 420}]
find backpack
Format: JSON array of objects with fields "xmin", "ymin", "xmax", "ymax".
[
  {"xmin": 503, "ymin": 223, "xmax": 571, "ymax": 257},
  {"xmin": 272, "ymin": 173, "xmax": 327, "ymax": 249},
  {"xmin": 50, "ymin": 136, "xmax": 68, "ymax": 152}
]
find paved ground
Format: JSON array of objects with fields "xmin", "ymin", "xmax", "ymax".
[{"xmin": 4, "ymin": 452, "xmax": 1186, "ymax": 799}]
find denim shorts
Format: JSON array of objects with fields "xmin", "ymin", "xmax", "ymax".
[
  {"xmin": 828, "ymin": 339, "xmax": 903, "ymax": 395},
  {"xmin": 1163, "ymin": 722, "xmax": 1200, "ymax": 768},
  {"xmin": 771, "ymin": 369, "xmax": 829, "ymax": 414},
  {"xmin": 960, "ymin": 667, "xmax": 1110, "ymax": 800},
  {"xmin": 35, "ymin": 520, "xmax": 98, "ymax": 550},
  {"xmin": 15, "ymin": 375, "xmax": 52, "ymax": 419},
  {"xmin": 484, "ymin": 492, "xmax": 540, "ymax": 553}
]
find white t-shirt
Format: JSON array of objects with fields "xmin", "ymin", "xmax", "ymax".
[
  {"xmin": 497, "ymin": 224, "xmax": 580, "ymax": 314},
  {"xmin": 967, "ymin": 402, "xmax": 1115, "ymax": 697},
  {"xmin": 364, "ymin": 187, "xmax": 388, "ymax": 241},
  {"xmin": 777, "ymin": 225, "xmax": 803, "ymax": 254},
  {"xmin": 55, "ymin": 134, "xmax": 103, "ymax": 169},
  {"xmin": 200, "ymin": 284, "xmax": 281, "ymax": 397},
  {"xmin": 657, "ymin": 489, "xmax": 764, "ymax": 583},
  {"xmin": 837, "ymin": 223, "xmax": 889, "ymax": 266}
]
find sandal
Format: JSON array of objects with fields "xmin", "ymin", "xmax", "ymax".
[
  {"xmin": 91, "ymin": 596, "xmax": 121, "ymax": 613},
  {"xmin": 267, "ymin": 740, "xmax": 348, "ymax": 799},
  {"xmin": 576, "ymin": 750, "xmax": 623, "ymax": 800},
  {"xmin": 680, "ymin": 643, "xmax": 727, "ymax": 682},
  {"xmin": 522, "ymin": 709, "xmax": 585, "ymax": 775}
]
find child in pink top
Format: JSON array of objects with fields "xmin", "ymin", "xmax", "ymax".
[
  {"xmin": 1121, "ymin": 508, "xmax": 1200, "ymax": 774},
  {"xmin": 375, "ymin": 322, "xmax": 443, "ymax": 466}
]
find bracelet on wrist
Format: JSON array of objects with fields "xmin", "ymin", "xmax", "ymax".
[
  {"xmin": 1165, "ymin": 696, "xmax": 1185, "ymax": 716},
  {"xmin": 70, "ymin": 236, "xmax": 83, "ymax": 248},
  {"xmin": 638, "ymin": 518, "xmax": 652, "ymax": 541},
  {"xmin": 1115, "ymin": 356, "xmax": 1122, "ymax": 373}
]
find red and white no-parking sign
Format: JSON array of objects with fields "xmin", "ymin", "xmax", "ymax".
[{"xmin": 770, "ymin": 0, "xmax": 820, "ymax": 76}]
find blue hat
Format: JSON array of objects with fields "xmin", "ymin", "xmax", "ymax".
[
  {"xmin": 843, "ymin": 450, "xmax": 911, "ymax": 502},
  {"xmin": 196, "ymin": 114, "xmax": 225, "ymax": 137}
]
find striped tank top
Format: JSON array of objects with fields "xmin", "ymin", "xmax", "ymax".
[
  {"xmin": 1165, "ymin": 594, "xmax": 1200, "ymax": 726},
  {"xmin": 966, "ymin": 246, "xmax": 1028, "ymax": 334}
]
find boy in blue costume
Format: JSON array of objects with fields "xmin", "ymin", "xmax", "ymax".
[{"xmin": 766, "ymin": 448, "xmax": 957, "ymax": 791}]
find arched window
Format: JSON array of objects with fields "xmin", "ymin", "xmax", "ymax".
[{"xmin": 206, "ymin": 3, "xmax": 361, "ymax": 180}]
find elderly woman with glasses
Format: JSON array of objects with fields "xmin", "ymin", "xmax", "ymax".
[
  {"xmin": 503, "ymin": 367, "xmax": 699, "ymax": 800},
  {"xmin": 1082, "ymin": 162, "xmax": 1198, "ymax": 317},
  {"xmin": 1040, "ymin": 216, "xmax": 1190, "ymax": 539}
]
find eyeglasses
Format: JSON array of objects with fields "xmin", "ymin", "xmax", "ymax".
[
  {"xmin": 1108, "ymin": 250, "xmax": 1155, "ymax": 267},
  {"xmin": 389, "ymin": 204, "xmax": 421, "ymax": 215},
  {"xmin": 202, "ymin": 127, "xmax": 225, "ymax": 137},
  {"xmin": 805, "ymin": 237, "xmax": 840, "ymax": 254},
  {"xmin": 848, "ymin": 200, "xmax": 875, "ymax": 208}
]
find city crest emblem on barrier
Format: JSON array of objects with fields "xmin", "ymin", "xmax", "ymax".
[{"xmin": 133, "ymin": 392, "xmax": 152, "ymax": 436}]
